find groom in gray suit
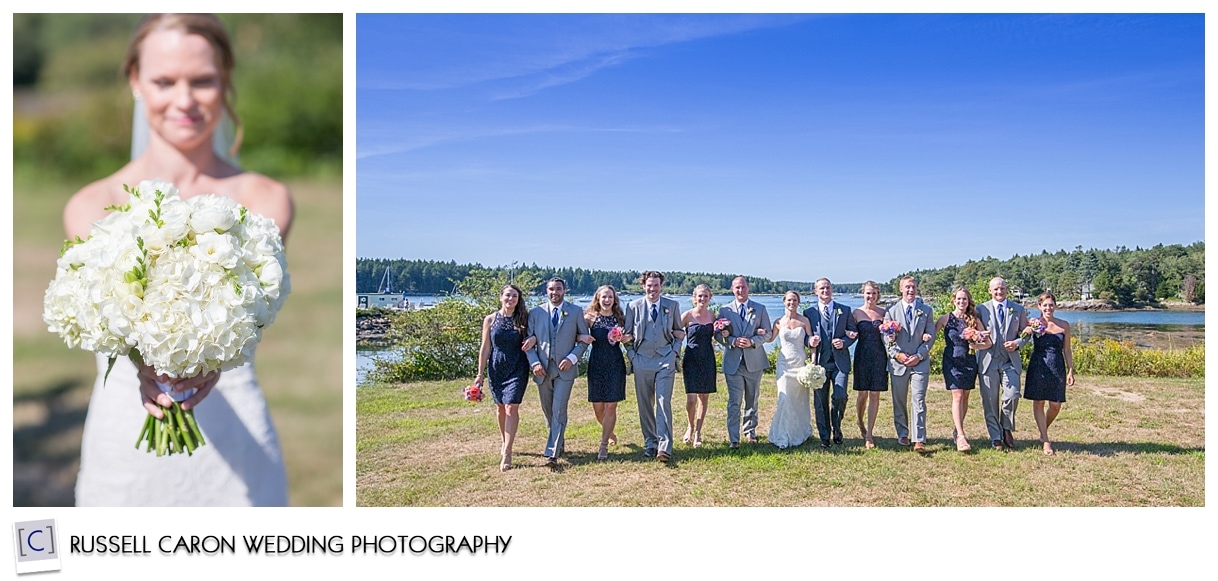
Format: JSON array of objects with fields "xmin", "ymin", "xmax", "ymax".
[
  {"xmin": 526, "ymin": 277, "xmax": 591, "ymax": 467},
  {"xmin": 622, "ymin": 271, "xmax": 685, "ymax": 462},
  {"xmin": 975, "ymin": 277, "xmax": 1030, "ymax": 450},
  {"xmin": 804, "ymin": 278, "xmax": 857, "ymax": 448},
  {"xmin": 716, "ymin": 276, "xmax": 771, "ymax": 448},
  {"xmin": 883, "ymin": 276, "xmax": 936, "ymax": 452}
]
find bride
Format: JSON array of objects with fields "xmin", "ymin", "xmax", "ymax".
[
  {"xmin": 64, "ymin": 14, "xmax": 293, "ymax": 506},
  {"xmin": 765, "ymin": 291, "xmax": 815, "ymax": 449}
]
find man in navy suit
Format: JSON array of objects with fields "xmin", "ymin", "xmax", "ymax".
[{"xmin": 804, "ymin": 278, "xmax": 858, "ymax": 448}]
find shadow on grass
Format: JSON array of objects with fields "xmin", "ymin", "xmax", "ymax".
[
  {"xmin": 532, "ymin": 435, "xmax": 1202, "ymax": 468},
  {"xmin": 13, "ymin": 378, "xmax": 90, "ymax": 507},
  {"xmin": 1053, "ymin": 441, "xmax": 1203, "ymax": 457}
]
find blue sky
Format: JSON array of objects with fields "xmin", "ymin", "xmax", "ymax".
[{"xmin": 356, "ymin": 14, "xmax": 1203, "ymax": 283}]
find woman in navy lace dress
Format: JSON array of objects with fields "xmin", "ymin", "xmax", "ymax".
[
  {"xmin": 583, "ymin": 285, "xmax": 627, "ymax": 460},
  {"xmin": 1023, "ymin": 292, "xmax": 1074, "ymax": 456},
  {"xmin": 680, "ymin": 284, "xmax": 718, "ymax": 448},
  {"xmin": 851, "ymin": 281, "xmax": 888, "ymax": 449},
  {"xmin": 475, "ymin": 284, "xmax": 534, "ymax": 471},
  {"xmin": 932, "ymin": 287, "xmax": 992, "ymax": 452}
]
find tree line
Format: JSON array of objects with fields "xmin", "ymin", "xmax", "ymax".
[
  {"xmin": 354, "ymin": 259, "xmax": 859, "ymax": 296},
  {"xmin": 890, "ymin": 242, "xmax": 1204, "ymax": 304}
]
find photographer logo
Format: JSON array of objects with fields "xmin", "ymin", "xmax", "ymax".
[{"xmin": 13, "ymin": 519, "xmax": 61, "ymax": 574}]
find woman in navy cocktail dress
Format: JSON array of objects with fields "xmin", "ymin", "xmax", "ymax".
[
  {"xmin": 851, "ymin": 281, "xmax": 888, "ymax": 449},
  {"xmin": 475, "ymin": 284, "xmax": 533, "ymax": 471},
  {"xmin": 1023, "ymin": 292, "xmax": 1074, "ymax": 456},
  {"xmin": 680, "ymin": 284, "xmax": 719, "ymax": 448},
  {"xmin": 583, "ymin": 285, "xmax": 627, "ymax": 460},
  {"xmin": 932, "ymin": 287, "xmax": 992, "ymax": 452}
]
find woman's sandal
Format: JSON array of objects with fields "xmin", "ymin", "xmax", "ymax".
[
  {"xmin": 693, "ymin": 432, "xmax": 702, "ymax": 448},
  {"xmin": 956, "ymin": 436, "xmax": 971, "ymax": 452},
  {"xmin": 682, "ymin": 427, "xmax": 692, "ymax": 445},
  {"xmin": 597, "ymin": 443, "xmax": 609, "ymax": 461}
]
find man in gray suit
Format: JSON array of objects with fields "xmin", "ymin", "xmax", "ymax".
[
  {"xmin": 622, "ymin": 271, "xmax": 685, "ymax": 462},
  {"xmin": 716, "ymin": 276, "xmax": 771, "ymax": 448},
  {"xmin": 804, "ymin": 278, "xmax": 858, "ymax": 448},
  {"xmin": 526, "ymin": 277, "xmax": 591, "ymax": 467},
  {"xmin": 883, "ymin": 276, "xmax": 936, "ymax": 452},
  {"xmin": 975, "ymin": 277, "xmax": 1030, "ymax": 450}
]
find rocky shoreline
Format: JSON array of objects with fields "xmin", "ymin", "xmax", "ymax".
[{"xmin": 357, "ymin": 315, "xmax": 392, "ymax": 342}]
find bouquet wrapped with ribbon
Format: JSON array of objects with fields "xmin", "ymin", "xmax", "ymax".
[{"xmin": 43, "ymin": 180, "xmax": 290, "ymax": 457}]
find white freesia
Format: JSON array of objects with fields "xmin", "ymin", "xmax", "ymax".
[{"xmin": 43, "ymin": 179, "xmax": 289, "ymax": 380}]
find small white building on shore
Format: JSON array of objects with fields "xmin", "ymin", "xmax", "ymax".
[{"xmin": 357, "ymin": 292, "xmax": 408, "ymax": 310}]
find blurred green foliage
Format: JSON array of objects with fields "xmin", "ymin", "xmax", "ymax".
[{"xmin": 13, "ymin": 13, "xmax": 342, "ymax": 180}]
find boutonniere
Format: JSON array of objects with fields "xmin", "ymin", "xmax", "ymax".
[
  {"xmin": 663, "ymin": 307, "xmax": 670, "ymax": 315},
  {"xmin": 835, "ymin": 307, "xmax": 843, "ymax": 317},
  {"xmin": 747, "ymin": 307, "xmax": 755, "ymax": 315},
  {"xmin": 1006, "ymin": 307, "xmax": 1015, "ymax": 319},
  {"xmin": 912, "ymin": 309, "xmax": 924, "ymax": 320}
]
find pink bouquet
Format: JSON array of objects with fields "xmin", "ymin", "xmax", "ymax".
[
  {"xmin": 1023, "ymin": 317, "xmax": 1047, "ymax": 337},
  {"xmin": 961, "ymin": 326, "xmax": 981, "ymax": 342},
  {"xmin": 463, "ymin": 384, "xmax": 484, "ymax": 403},
  {"xmin": 608, "ymin": 325, "xmax": 624, "ymax": 345},
  {"xmin": 879, "ymin": 320, "xmax": 901, "ymax": 338},
  {"xmin": 713, "ymin": 318, "xmax": 731, "ymax": 333}
]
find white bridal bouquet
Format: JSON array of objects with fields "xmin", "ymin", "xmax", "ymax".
[
  {"xmin": 43, "ymin": 180, "xmax": 289, "ymax": 456},
  {"xmin": 796, "ymin": 361, "xmax": 827, "ymax": 388}
]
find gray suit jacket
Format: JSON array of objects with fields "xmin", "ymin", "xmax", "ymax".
[
  {"xmin": 883, "ymin": 299, "xmax": 936, "ymax": 375},
  {"xmin": 804, "ymin": 302, "xmax": 857, "ymax": 373},
  {"xmin": 623, "ymin": 296, "xmax": 683, "ymax": 362},
  {"xmin": 526, "ymin": 301, "xmax": 590, "ymax": 382},
  {"xmin": 716, "ymin": 299, "xmax": 772, "ymax": 375},
  {"xmin": 975, "ymin": 299, "xmax": 1029, "ymax": 373}
]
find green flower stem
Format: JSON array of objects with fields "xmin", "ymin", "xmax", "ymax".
[
  {"xmin": 135, "ymin": 404, "xmax": 207, "ymax": 457},
  {"xmin": 173, "ymin": 403, "xmax": 196, "ymax": 454},
  {"xmin": 183, "ymin": 408, "xmax": 206, "ymax": 447},
  {"xmin": 136, "ymin": 413, "xmax": 153, "ymax": 449}
]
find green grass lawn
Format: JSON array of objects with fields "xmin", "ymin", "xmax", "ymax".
[
  {"xmin": 13, "ymin": 172, "xmax": 342, "ymax": 506},
  {"xmin": 356, "ymin": 373, "xmax": 1203, "ymax": 506}
]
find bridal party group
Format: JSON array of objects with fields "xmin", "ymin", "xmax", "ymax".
[{"xmin": 474, "ymin": 271, "xmax": 1075, "ymax": 471}]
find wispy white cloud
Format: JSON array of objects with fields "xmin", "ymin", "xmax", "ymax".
[
  {"xmin": 356, "ymin": 123, "xmax": 684, "ymax": 160},
  {"xmin": 359, "ymin": 14, "xmax": 811, "ymax": 96}
]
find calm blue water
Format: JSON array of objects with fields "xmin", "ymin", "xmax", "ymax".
[{"xmin": 358, "ymin": 293, "xmax": 1203, "ymax": 384}]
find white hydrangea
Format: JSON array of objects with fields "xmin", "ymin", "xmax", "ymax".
[{"xmin": 43, "ymin": 180, "xmax": 289, "ymax": 379}]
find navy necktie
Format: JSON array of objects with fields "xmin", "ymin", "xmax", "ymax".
[
  {"xmin": 997, "ymin": 303, "xmax": 1006, "ymax": 330},
  {"xmin": 739, "ymin": 303, "xmax": 746, "ymax": 318},
  {"xmin": 551, "ymin": 307, "xmax": 559, "ymax": 328},
  {"xmin": 905, "ymin": 305, "xmax": 913, "ymax": 327},
  {"xmin": 651, "ymin": 304, "xmax": 659, "ymax": 322}
]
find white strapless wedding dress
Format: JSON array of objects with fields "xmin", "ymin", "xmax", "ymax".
[
  {"xmin": 75, "ymin": 354, "xmax": 288, "ymax": 506},
  {"xmin": 768, "ymin": 326, "xmax": 813, "ymax": 449}
]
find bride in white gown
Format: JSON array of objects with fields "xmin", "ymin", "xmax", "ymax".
[
  {"xmin": 766, "ymin": 291, "xmax": 815, "ymax": 449},
  {"xmin": 65, "ymin": 14, "xmax": 292, "ymax": 506}
]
